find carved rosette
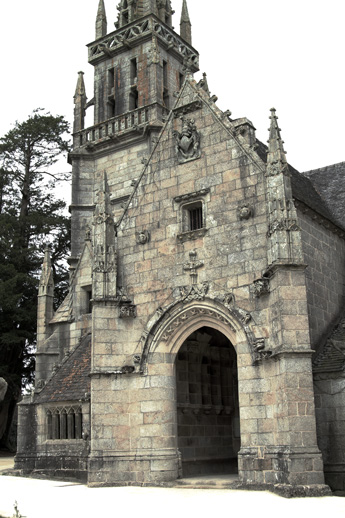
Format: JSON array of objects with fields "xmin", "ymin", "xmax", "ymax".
[{"xmin": 173, "ymin": 117, "xmax": 201, "ymax": 164}]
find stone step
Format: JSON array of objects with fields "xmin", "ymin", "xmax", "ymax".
[{"xmin": 175, "ymin": 474, "xmax": 240, "ymax": 490}]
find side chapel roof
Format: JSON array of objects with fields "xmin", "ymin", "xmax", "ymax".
[{"xmin": 36, "ymin": 334, "xmax": 91, "ymax": 403}]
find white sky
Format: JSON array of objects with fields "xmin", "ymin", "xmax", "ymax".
[{"xmin": 1, "ymin": 0, "xmax": 344, "ymax": 203}]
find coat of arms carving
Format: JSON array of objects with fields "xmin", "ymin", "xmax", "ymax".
[{"xmin": 173, "ymin": 117, "xmax": 201, "ymax": 163}]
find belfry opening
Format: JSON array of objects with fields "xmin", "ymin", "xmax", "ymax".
[{"xmin": 175, "ymin": 326, "xmax": 240, "ymax": 477}]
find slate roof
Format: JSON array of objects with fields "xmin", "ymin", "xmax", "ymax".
[
  {"xmin": 313, "ymin": 317, "xmax": 345, "ymax": 374},
  {"xmin": 36, "ymin": 333, "xmax": 91, "ymax": 403},
  {"xmin": 303, "ymin": 162, "xmax": 345, "ymax": 230}
]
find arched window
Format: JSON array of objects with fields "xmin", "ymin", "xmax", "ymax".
[{"xmin": 46, "ymin": 406, "xmax": 83, "ymax": 440}]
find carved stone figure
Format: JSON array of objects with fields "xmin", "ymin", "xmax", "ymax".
[
  {"xmin": 253, "ymin": 278, "xmax": 270, "ymax": 297},
  {"xmin": 173, "ymin": 117, "xmax": 201, "ymax": 163}
]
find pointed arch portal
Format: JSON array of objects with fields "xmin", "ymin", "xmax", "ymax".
[
  {"xmin": 140, "ymin": 300, "xmax": 254, "ymax": 478},
  {"xmin": 175, "ymin": 326, "xmax": 240, "ymax": 476}
]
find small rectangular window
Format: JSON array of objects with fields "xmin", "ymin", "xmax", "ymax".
[
  {"xmin": 189, "ymin": 206, "xmax": 203, "ymax": 231},
  {"xmin": 163, "ymin": 60, "xmax": 168, "ymax": 87},
  {"xmin": 130, "ymin": 58, "xmax": 137, "ymax": 84},
  {"xmin": 181, "ymin": 200, "xmax": 204, "ymax": 233},
  {"xmin": 108, "ymin": 68, "xmax": 115, "ymax": 94}
]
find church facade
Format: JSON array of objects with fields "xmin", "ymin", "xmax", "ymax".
[{"xmin": 15, "ymin": 0, "xmax": 345, "ymax": 493}]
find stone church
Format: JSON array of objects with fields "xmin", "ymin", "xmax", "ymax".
[{"xmin": 15, "ymin": 0, "xmax": 345, "ymax": 493}]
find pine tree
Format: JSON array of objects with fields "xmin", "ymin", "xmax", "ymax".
[{"xmin": 0, "ymin": 109, "xmax": 71, "ymax": 450}]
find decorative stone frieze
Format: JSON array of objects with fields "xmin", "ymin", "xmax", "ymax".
[{"xmin": 173, "ymin": 117, "xmax": 201, "ymax": 164}]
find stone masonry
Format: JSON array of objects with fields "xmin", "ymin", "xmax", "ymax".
[{"xmin": 14, "ymin": 0, "xmax": 345, "ymax": 494}]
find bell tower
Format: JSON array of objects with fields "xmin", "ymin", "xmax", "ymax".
[{"xmin": 69, "ymin": 0, "xmax": 199, "ymax": 268}]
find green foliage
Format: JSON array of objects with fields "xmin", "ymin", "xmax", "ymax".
[{"xmin": 0, "ymin": 110, "xmax": 71, "ymax": 449}]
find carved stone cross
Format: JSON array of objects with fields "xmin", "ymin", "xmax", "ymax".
[{"xmin": 183, "ymin": 250, "xmax": 204, "ymax": 285}]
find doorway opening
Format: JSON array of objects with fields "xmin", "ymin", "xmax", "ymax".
[{"xmin": 175, "ymin": 326, "xmax": 240, "ymax": 477}]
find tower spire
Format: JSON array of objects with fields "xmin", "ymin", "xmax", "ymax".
[
  {"xmin": 96, "ymin": 0, "xmax": 107, "ymax": 39},
  {"xmin": 180, "ymin": 0, "xmax": 192, "ymax": 44}
]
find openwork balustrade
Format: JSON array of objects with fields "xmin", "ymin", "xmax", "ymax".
[{"xmin": 77, "ymin": 106, "xmax": 149, "ymax": 147}]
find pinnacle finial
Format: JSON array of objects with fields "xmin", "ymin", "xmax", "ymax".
[
  {"xmin": 267, "ymin": 108, "xmax": 289, "ymax": 176},
  {"xmin": 39, "ymin": 247, "xmax": 53, "ymax": 288},
  {"xmin": 96, "ymin": 0, "xmax": 107, "ymax": 39},
  {"xmin": 180, "ymin": 0, "xmax": 192, "ymax": 44},
  {"xmin": 74, "ymin": 72, "xmax": 86, "ymax": 98},
  {"xmin": 73, "ymin": 72, "xmax": 87, "ymax": 134}
]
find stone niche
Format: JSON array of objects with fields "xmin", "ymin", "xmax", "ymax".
[{"xmin": 175, "ymin": 327, "xmax": 240, "ymax": 476}]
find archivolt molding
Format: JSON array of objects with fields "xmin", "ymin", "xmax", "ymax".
[{"xmin": 138, "ymin": 297, "xmax": 270, "ymax": 370}]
